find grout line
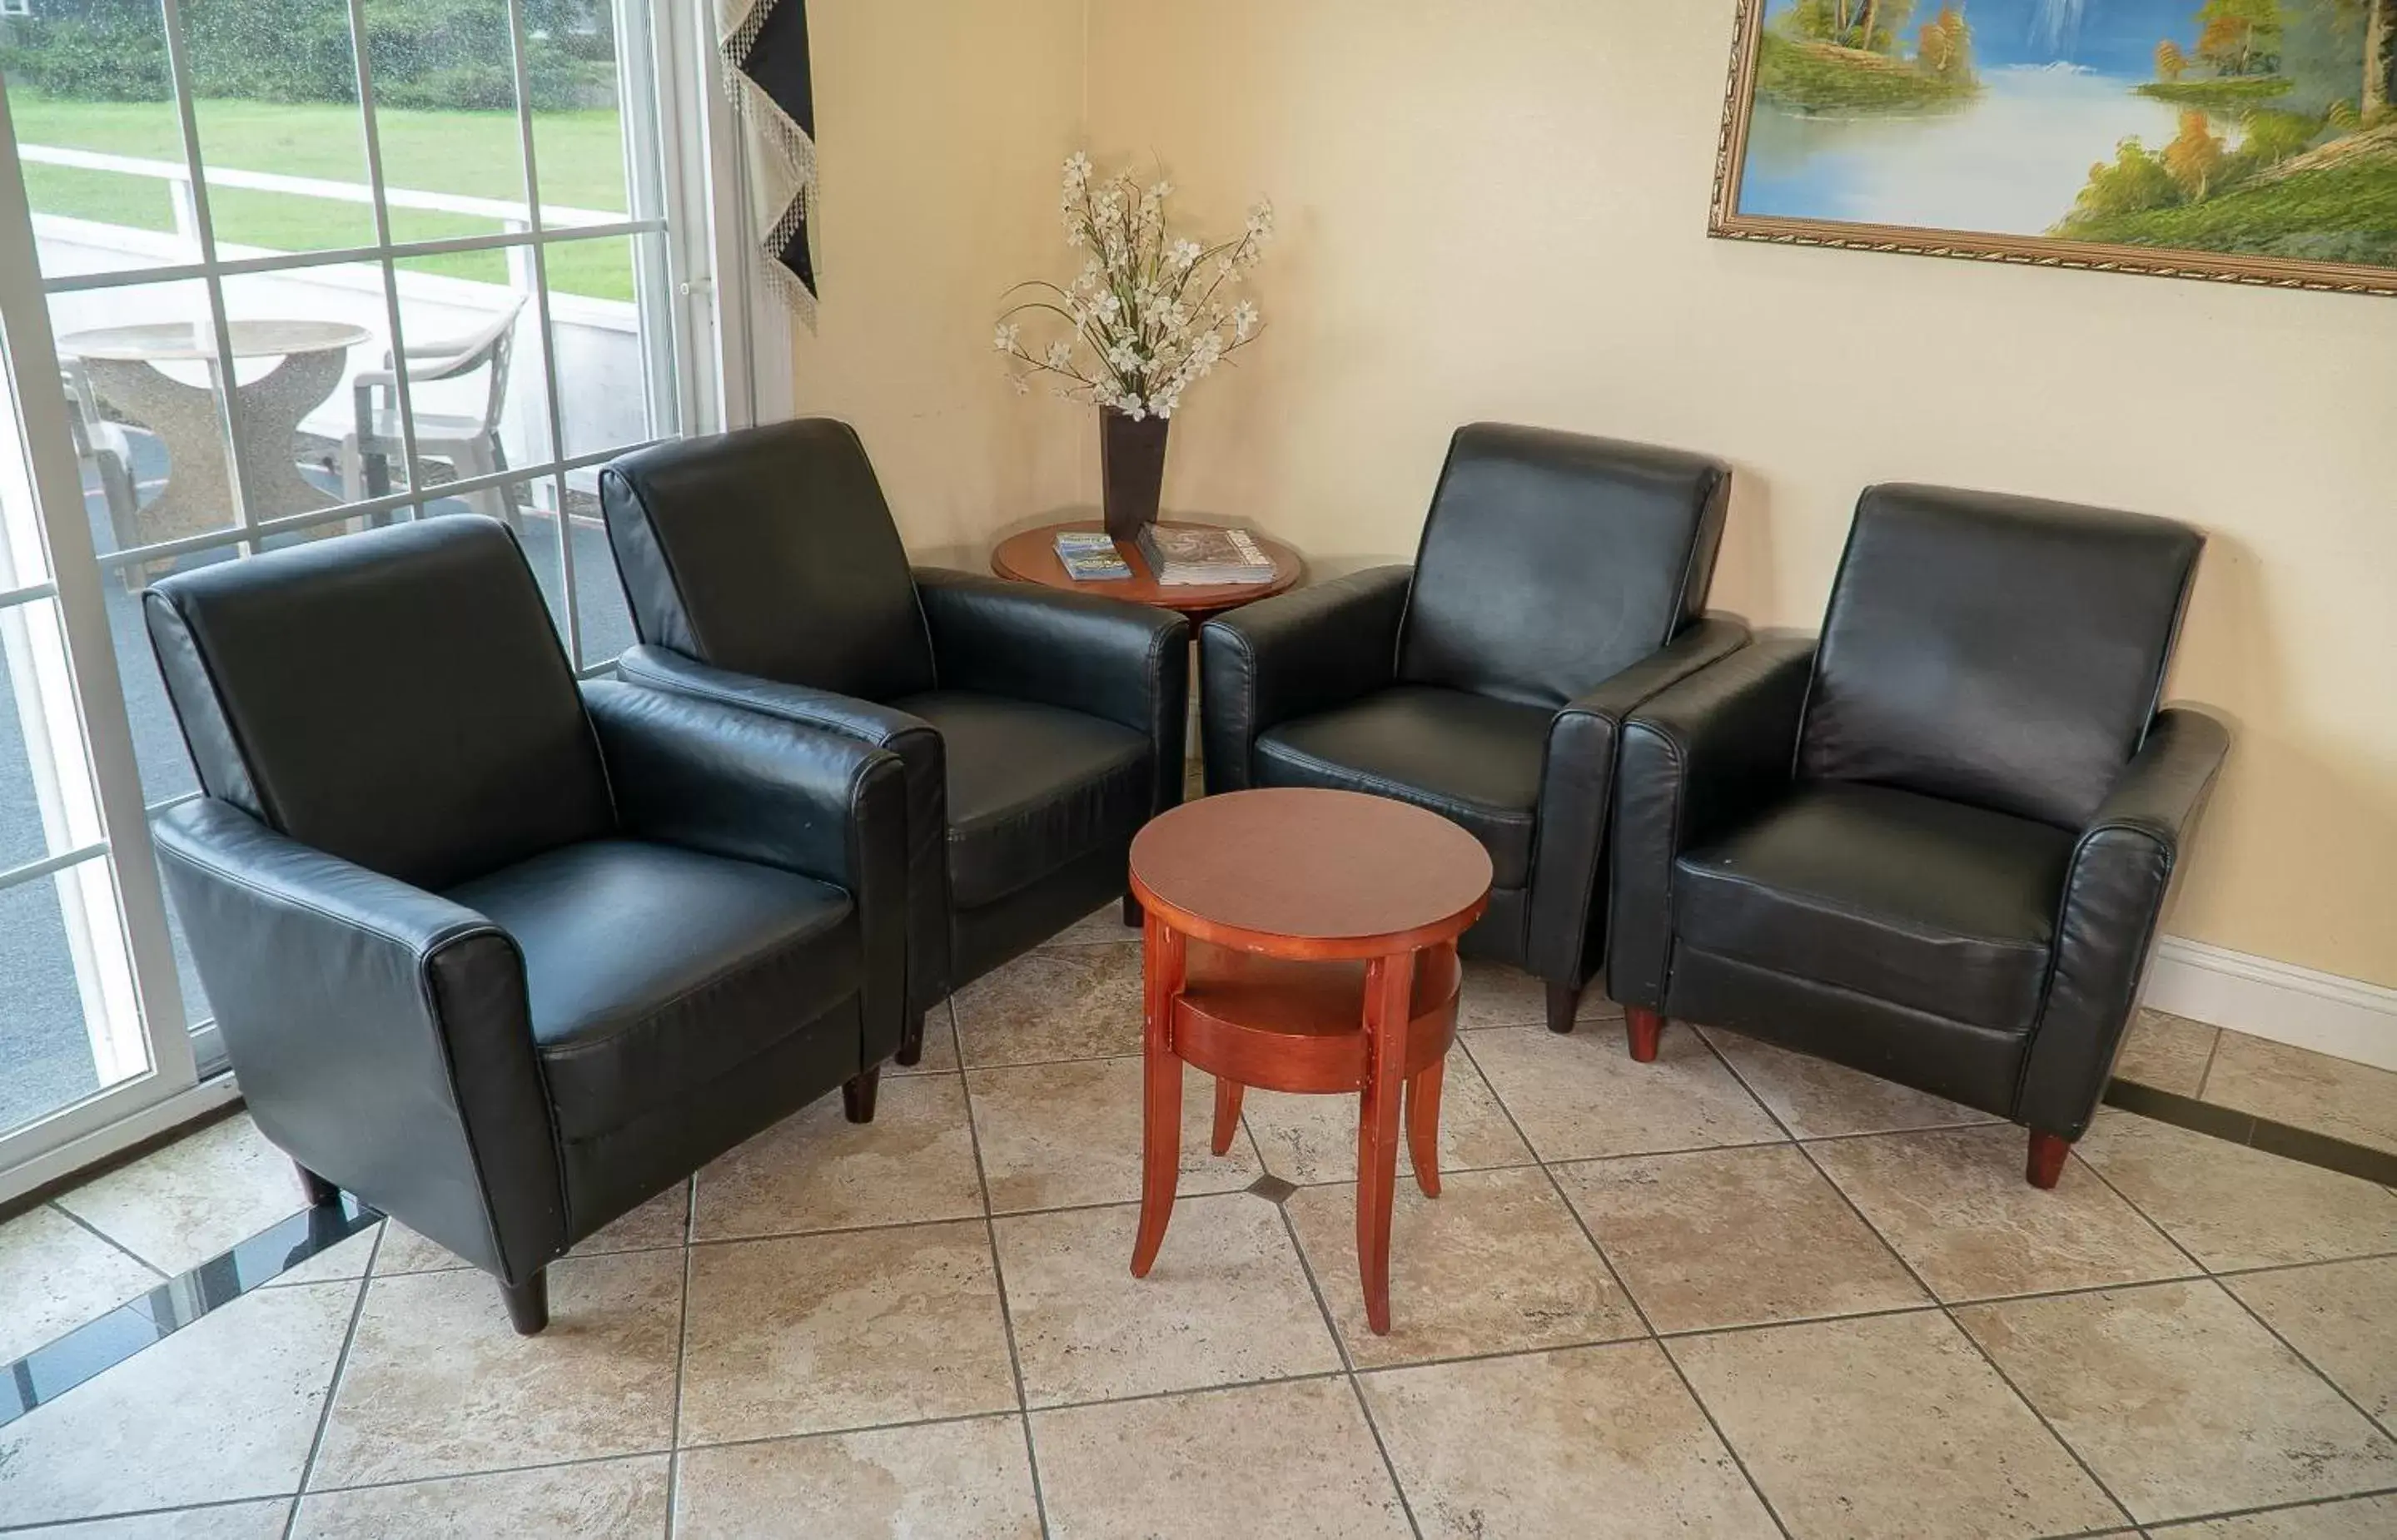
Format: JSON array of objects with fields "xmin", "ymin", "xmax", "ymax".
[
  {"xmin": 2193, "ymin": 1021, "xmax": 2226, "ymax": 1102},
  {"xmin": 662, "ymin": 1177, "xmax": 696, "ymax": 1538},
  {"xmin": 46, "ymin": 1199, "xmax": 174, "ymax": 1279},
  {"xmin": 1783, "ymin": 1126, "xmax": 2143, "ymax": 1533},
  {"xmin": 1505, "ymin": 1027, "xmax": 1796, "ymax": 1540},
  {"xmin": 1701, "ymin": 1034, "xmax": 2140, "ymax": 1533},
  {"xmin": 953, "ymin": 997, "xmax": 1052, "ymax": 1540},
  {"xmin": 279, "ymin": 1221, "xmax": 386, "ymax": 1535}
]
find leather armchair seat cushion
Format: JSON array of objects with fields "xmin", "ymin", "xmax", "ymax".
[
  {"xmin": 1673, "ymin": 782, "xmax": 2073, "ymax": 1033},
  {"xmin": 1252, "ymin": 685, "xmax": 1551, "ymax": 888},
  {"xmin": 450, "ymin": 839, "xmax": 860, "ymax": 1139},
  {"xmin": 890, "ymin": 690, "xmax": 1151, "ymax": 911}
]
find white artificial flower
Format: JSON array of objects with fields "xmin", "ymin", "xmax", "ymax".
[
  {"xmin": 1009, "ymin": 373, "xmax": 1032, "ymax": 395},
  {"xmin": 1044, "ymin": 340, "xmax": 1075, "ymax": 371},
  {"xmin": 1064, "ymin": 152, "xmax": 1092, "ymax": 185},
  {"xmin": 993, "ymin": 323, "xmax": 1021, "ymax": 353},
  {"xmin": 1233, "ymin": 301, "xmax": 1260, "ymax": 340}
]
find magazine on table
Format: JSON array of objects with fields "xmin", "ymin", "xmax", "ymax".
[
  {"xmin": 1136, "ymin": 525, "xmax": 1275, "ymax": 584},
  {"xmin": 1052, "ymin": 530, "xmax": 1133, "ymax": 581}
]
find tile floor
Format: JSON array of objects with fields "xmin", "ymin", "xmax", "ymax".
[
  {"xmin": 4, "ymin": 922, "xmax": 2395, "ymax": 1538},
  {"xmin": 2115, "ymin": 1010, "xmax": 2397, "ymax": 1158}
]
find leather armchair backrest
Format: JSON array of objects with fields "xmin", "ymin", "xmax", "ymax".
[
  {"xmin": 143, "ymin": 516, "xmax": 614, "ymax": 891},
  {"xmin": 599, "ymin": 419, "xmax": 936, "ymax": 701},
  {"xmin": 1396, "ymin": 423, "xmax": 1730, "ymax": 709},
  {"xmin": 1800, "ymin": 484, "xmax": 2204, "ymax": 830}
]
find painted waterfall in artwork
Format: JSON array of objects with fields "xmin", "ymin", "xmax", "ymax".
[{"xmin": 1721, "ymin": 0, "xmax": 2397, "ymax": 285}]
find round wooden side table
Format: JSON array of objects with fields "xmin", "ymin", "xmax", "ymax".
[
  {"xmin": 1126, "ymin": 788, "xmax": 1494, "ymax": 1334},
  {"xmin": 990, "ymin": 519, "xmax": 1303, "ymax": 620}
]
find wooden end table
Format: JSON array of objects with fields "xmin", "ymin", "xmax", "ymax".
[
  {"xmin": 1126, "ymin": 788, "xmax": 1494, "ymax": 1334},
  {"xmin": 990, "ymin": 519, "xmax": 1303, "ymax": 620}
]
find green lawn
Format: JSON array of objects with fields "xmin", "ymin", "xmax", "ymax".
[{"xmin": 15, "ymin": 95, "xmax": 634, "ymax": 300}]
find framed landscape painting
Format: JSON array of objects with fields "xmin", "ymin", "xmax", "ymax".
[{"xmin": 1710, "ymin": 0, "xmax": 2397, "ymax": 295}]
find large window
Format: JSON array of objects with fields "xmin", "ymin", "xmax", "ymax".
[{"xmin": 0, "ymin": 0, "xmax": 727, "ymax": 1192}]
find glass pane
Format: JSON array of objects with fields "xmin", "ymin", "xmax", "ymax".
[
  {"xmin": 547, "ymin": 231, "xmax": 668, "ymax": 458},
  {"xmin": 107, "ymin": 561, "xmax": 203, "ymax": 808},
  {"xmin": 394, "ymin": 250, "xmax": 553, "ymax": 484},
  {"xmin": 49, "ymin": 280, "xmax": 241, "ymax": 559},
  {"xmin": 422, "ymin": 473, "xmax": 563, "ymax": 638},
  {"xmin": 183, "ymin": 0, "xmax": 375, "ymax": 256},
  {"xmin": 365, "ymin": 0, "xmax": 532, "ymax": 253},
  {"xmin": 219, "ymin": 262, "xmax": 398, "ymax": 520},
  {"xmin": 0, "ymin": 599, "xmax": 107, "ymax": 872},
  {"xmin": 7, "ymin": 0, "xmax": 201, "ymax": 280},
  {"xmin": 528, "ymin": 0, "xmax": 629, "ymax": 226},
  {"xmin": 566, "ymin": 471, "xmax": 629, "ymax": 668},
  {"xmin": 0, "ymin": 856, "xmax": 149, "ymax": 1137}
]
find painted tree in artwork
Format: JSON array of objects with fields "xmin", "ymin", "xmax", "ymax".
[
  {"xmin": 2155, "ymin": 38, "xmax": 2189, "ymax": 81},
  {"xmin": 2162, "ymin": 111, "xmax": 2227, "ymax": 196},
  {"xmin": 2196, "ymin": 0, "xmax": 2285, "ymax": 76},
  {"xmin": 1917, "ymin": 6, "xmax": 1973, "ymax": 77}
]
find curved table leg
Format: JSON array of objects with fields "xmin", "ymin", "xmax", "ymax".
[
  {"xmin": 1131, "ymin": 916, "xmax": 1188, "ymax": 1279},
  {"xmin": 1211, "ymin": 1077, "xmax": 1244, "ymax": 1156},
  {"xmin": 1405, "ymin": 1056, "xmax": 1445, "ymax": 1199},
  {"xmin": 1355, "ymin": 949, "xmax": 1415, "ymax": 1335}
]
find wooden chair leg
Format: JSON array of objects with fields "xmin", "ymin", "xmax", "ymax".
[
  {"xmin": 294, "ymin": 1161, "xmax": 339, "ymax": 1207},
  {"xmin": 1545, "ymin": 981, "xmax": 1581, "ymax": 1034},
  {"xmin": 843, "ymin": 1066, "xmax": 881, "ymax": 1124},
  {"xmin": 1405, "ymin": 1056, "xmax": 1445, "ymax": 1199},
  {"xmin": 500, "ymin": 1269, "xmax": 549, "ymax": 1335},
  {"xmin": 894, "ymin": 1011, "xmax": 926, "ymax": 1067},
  {"xmin": 1131, "ymin": 919, "xmax": 1187, "ymax": 1278},
  {"xmin": 1356, "ymin": 951, "xmax": 1415, "ymax": 1335},
  {"xmin": 1625, "ymin": 1006, "xmax": 1664, "ymax": 1063},
  {"xmin": 1211, "ymin": 1077, "xmax": 1245, "ymax": 1155},
  {"xmin": 2026, "ymin": 1130, "xmax": 2072, "ymax": 1190}
]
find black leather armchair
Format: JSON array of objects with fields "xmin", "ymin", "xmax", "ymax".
[
  {"xmin": 1201, "ymin": 424, "xmax": 1749, "ymax": 1029},
  {"xmin": 146, "ymin": 516, "xmax": 908, "ymax": 1333},
  {"xmin": 1609, "ymin": 484, "xmax": 2228, "ymax": 1186},
  {"xmin": 599, "ymin": 419, "xmax": 1188, "ymax": 1060}
]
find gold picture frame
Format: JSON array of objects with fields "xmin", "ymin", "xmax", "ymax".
[{"xmin": 1708, "ymin": 0, "xmax": 2397, "ymax": 298}]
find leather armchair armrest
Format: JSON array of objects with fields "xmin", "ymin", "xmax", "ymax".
[
  {"xmin": 1605, "ymin": 634, "xmax": 1816, "ymax": 1009},
  {"xmin": 615, "ymin": 643, "xmax": 949, "ymax": 1014},
  {"xmin": 1197, "ymin": 564, "xmax": 1412, "ymax": 792},
  {"xmin": 581, "ymin": 678, "xmax": 907, "ymax": 896},
  {"xmin": 2019, "ymin": 706, "xmax": 2231, "ymax": 1138},
  {"xmin": 150, "ymin": 798, "xmax": 564, "ymax": 1283},
  {"xmin": 1524, "ymin": 616, "xmax": 1753, "ymax": 984},
  {"xmin": 914, "ymin": 565, "xmax": 1191, "ymax": 812},
  {"xmin": 583, "ymin": 678, "xmax": 913, "ymax": 1061}
]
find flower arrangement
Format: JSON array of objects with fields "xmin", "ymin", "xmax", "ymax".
[{"xmin": 993, "ymin": 152, "xmax": 1274, "ymax": 422}]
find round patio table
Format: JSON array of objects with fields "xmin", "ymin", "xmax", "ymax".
[{"xmin": 58, "ymin": 320, "xmax": 372, "ymax": 553}]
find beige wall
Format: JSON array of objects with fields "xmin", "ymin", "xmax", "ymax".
[
  {"xmin": 787, "ymin": 0, "xmax": 1090, "ymax": 567},
  {"xmin": 799, "ymin": 0, "xmax": 2397, "ymax": 987}
]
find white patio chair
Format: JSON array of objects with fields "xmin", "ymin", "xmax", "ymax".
[
  {"xmin": 61, "ymin": 359, "xmax": 147, "ymax": 587},
  {"xmin": 340, "ymin": 298, "xmax": 526, "ymax": 529}
]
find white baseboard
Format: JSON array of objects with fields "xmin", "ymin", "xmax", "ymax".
[{"xmin": 2142, "ymin": 936, "xmax": 2397, "ymax": 1074}]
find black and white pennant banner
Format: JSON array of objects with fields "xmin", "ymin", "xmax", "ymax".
[{"xmin": 718, "ymin": 0, "xmax": 818, "ymax": 327}]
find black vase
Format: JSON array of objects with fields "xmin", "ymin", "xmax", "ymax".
[{"xmin": 1099, "ymin": 408, "xmax": 1171, "ymax": 543}]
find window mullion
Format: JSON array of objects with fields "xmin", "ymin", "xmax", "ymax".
[
  {"xmin": 153, "ymin": 0, "xmax": 263, "ymax": 557},
  {"xmin": 505, "ymin": 0, "xmax": 582, "ymax": 664},
  {"xmin": 345, "ymin": 0, "xmax": 425, "ymax": 517}
]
